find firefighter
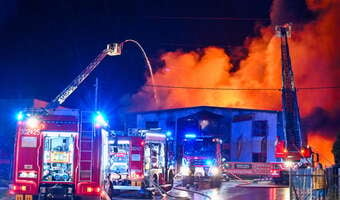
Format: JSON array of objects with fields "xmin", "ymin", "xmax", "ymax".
[{"xmin": 312, "ymin": 163, "xmax": 327, "ymax": 200}]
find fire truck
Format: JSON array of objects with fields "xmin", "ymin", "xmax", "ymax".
[
  {"xmin": 10, "ymin": 43, "xmax": 122, "ymax": 200},
  {"xmin": 104, "ymin": 129, "xmax": 166, "ymax": 198},
  {"xmin": 174, "ymin": 134, "xmax": 223, "ymax": 188},
  {"xmin": 10, "ymin": 109, "xmax": 110, "ymax": 200}
]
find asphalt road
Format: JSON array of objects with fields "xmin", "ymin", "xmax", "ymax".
[
  {"xmin": 1, "ymin": 181, "xmax": 289, "ymax": 200},
  {"xmin": 163, "ymin": 181, "xmax": 289, "ymax": 200}
]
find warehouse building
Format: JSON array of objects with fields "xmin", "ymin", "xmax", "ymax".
[{"xmin": 127, "ymin": 106, "xmax": 284, "ymax": 163}]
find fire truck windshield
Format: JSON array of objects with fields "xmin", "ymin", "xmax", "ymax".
[
  {"xmin": 109, "ymin": 144, "xmax": 129, "ymax": 174},
  {"xmin": 183, "ymin": 138, "xmax": 215, "ymax": 157},
  {"xmin": 41, "ymin": 132, "xmax": 76, "ymax": 182}
]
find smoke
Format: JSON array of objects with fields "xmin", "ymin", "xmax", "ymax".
[
  {"xmin": 270, "ymin": 0, "xmax": 314, "ymax": 25},
  {"xmin": 130, "ymin": 0, "xmax": 340, "ymax": 164},
  {"xmin": 302, "ymin": 107, "xmax": 340, "ymax": 134}
]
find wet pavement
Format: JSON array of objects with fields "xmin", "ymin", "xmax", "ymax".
[
  {"xmin": 163, "ymin": 181, "xmax": 289, "ymax": 200},
  {"xmin": 1, "ymin": 181, "xmax": 289, "ymax": 200}
]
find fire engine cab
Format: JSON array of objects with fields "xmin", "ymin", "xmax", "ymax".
[
  {"xmin": 105, "ymin": 129, "xmax": 166, "ymax": 198},
  {"xmin": 10, "ymin": 109, "xmax": 110, "ymax": 200},
  {"xmin": 177, "ymin": 135, "xmax": 223, "ymax": 187}
]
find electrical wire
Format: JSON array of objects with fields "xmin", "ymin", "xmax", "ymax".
[
  {"xmin": 144, "ymin": 16, "xmax": 270, "ymax": 22},
  {"xmin": 144, "ymin": 84, "xmax": 340, "ymax": 92}
]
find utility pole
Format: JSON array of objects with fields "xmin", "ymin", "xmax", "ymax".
[{"xmin": 94, "ymin": 77, "xmax": 99, "ymax": 111}]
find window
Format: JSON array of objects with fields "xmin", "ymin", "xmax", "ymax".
[
  {"xmin": 21, "ymin": 136, "xmax": 37, "ymax": 148},
  {"xmin": 252, "ymin": 153, "xmax": 266, "ymax": 162},
  {"xmin": 41, "ymin": 132, "xmax": 76, "ymax": 182},
  {"xmin": 252, "ymin": 120, "xmax": 268, "ymax": 137},
  {"xmin": 145, "ymin": 121, "xmax": 159, "ymax": 129}
]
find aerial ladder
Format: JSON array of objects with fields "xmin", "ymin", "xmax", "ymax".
[
  {"xmin": 45, "ymin": 43, "xmax": 122, "ymax": 110},
  {"xmin": 275, "ymin": 24, "xmax": 312, "ymax": 162}
]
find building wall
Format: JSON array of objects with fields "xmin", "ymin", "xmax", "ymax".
[
  {"xmin": 131, "ymin": 106, "xmax": 282, "ymax": 163},
  {"xmin": 231, "ymin": 111, "xmax": 280, "ymax": 162}
]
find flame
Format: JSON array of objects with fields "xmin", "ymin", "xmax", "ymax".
[
  {"xmin": 308, "ymin": 133, "xmax": 335, "ymax": 167},
  {"xmin": 131, "ymin": 0, "xmax": 340, "ymax": 165}
]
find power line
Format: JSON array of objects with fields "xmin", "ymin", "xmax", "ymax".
[
  {"xmin": 297, "ymin": 86, "xmax": 340, "ymax": 90},
  {"xmin": 145, "ymin": 84, "xmax": 281, "ymax": 91},
  {"xmin": 144, "ymin": 16, "xmax": 270, "ymax": 22},
  {"xmin": 145, "ymin": 84, "xmax": 340, "ymax": 91}
]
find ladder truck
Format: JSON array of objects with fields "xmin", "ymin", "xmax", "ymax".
[
  {"xmin": 274, "ymin": 24, "xmax": 315, "ymax": 183},
  {"xmin": 10, "ymin": 43, "xmax": 121, "ymax": 200}
]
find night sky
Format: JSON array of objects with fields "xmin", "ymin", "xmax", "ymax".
[{"xmin": 0, "ymin": 0, "xmax": 273, "ymax": 113}]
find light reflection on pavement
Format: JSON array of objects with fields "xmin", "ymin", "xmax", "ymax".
[
  {"xmin": 0, "ymin": 181, "xmax": 289, "ymax": 200},
  {"xmin": 162, "ymin": 181, "xmax": 289, "ymax": 200}
]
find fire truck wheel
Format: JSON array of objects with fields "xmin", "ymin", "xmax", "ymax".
[
  {"xmin": 153, "ymin": 174, "xmax": 158, "ymax": 185},
  {"xmin": 168, "ymin": 170, "xmax": 174, "ymax": 185},
  {"xmin": 104, "ymin": 180, "xmax": 113, "ymax": 196},
  {"xmin": 210, "ymin": 177, "xmax": 222, "ymax": 188}
]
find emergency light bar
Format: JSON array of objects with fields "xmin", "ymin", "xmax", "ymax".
[
  {"xmin": 145, "ymin": 133, "xmax": 166, "ymax": 138},
  {"xmin": 185, "ymin": 133, "xmax": 197, "ymax": 139},
  {"xmin": 117, "ymin": 140, "xmax": 130, "ymax": 145}
]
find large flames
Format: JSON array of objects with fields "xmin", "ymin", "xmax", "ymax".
[{"xmin": 132, "ymin": 0, "xmax": 340, "ymax": 165}]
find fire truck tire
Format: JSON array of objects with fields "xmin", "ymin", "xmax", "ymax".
[
  {"xmin": 182, "ymin": 176, "xmax": 194, "ymax": 187},
  {"xmin": 153, "ymin": 174, "xmax": 158, "ymax": 185},
  {"xmin": 210, "ymin": 177, "xmax": 222, "ymax": 188},
  {"xmin": 77, "ymin": 196, "xmax": 100, "ymax": 200},
  {"xmin": 168, "ymin": 170, "xmax": 174, "ymax": 185}
]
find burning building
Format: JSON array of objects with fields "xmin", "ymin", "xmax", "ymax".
[
  {"xmin": 127, "ymin": 106, "xmax": 283, "ymax": 163},
  {"xmin": 130, "ymin": 0, "xmax": 340, "ymax": 166}
]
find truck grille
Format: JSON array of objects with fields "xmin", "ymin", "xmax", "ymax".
[{"xmin": 190, "ymin": 159, "xmax": 206, "ymax": 166}]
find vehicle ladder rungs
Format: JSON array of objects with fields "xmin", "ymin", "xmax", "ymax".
[{"xmin": 79, "ymin": 111, "xmax": 95, "ymax": 182}]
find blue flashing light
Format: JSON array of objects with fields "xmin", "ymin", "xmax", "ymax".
[
  {"xmin": 16, "ymin": 112, "xmax": 24, "ymax": 121},
  {"xmin": 166, "ymin": 131, "xmax": 172, "ymax": 137},
  {"xmin": 206, "ymin": 159, "xmax": 213, "ymax": 166},
  {"xmin": 184, "ymin": 133, "xmax": 197, "ymax": 139},
  {"xmin": 94, "ymin": 112, "xmax": 108, "ymax": 127}
]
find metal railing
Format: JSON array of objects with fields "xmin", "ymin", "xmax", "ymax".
[{"xmin": 290, "ymin": 166, "xmax": 340, "ymax": 200}]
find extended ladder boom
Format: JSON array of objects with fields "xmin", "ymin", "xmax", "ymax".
[
  {"xmin": 276, "ymin": 24, "xmax": 304, "ymax": 151},
  {"xmin": 45, "ymin": 43, "xmax": 122, "ymax": 110}
]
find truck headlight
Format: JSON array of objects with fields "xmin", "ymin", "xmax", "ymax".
[
  {"xmin": 180, "ymin": 166, "xmax": 190, "ymax": 176},
  {"xmin": 210, "ymin": 167, "xmax": 220, "ymax": 176}
]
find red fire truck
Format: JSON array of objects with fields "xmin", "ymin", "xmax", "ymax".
[
  {"xmin": 10, "ymin": 109, "xmax": 110, "ymax": 200},
  {"xmin": 105, "ymin": 129, "xmax": 166, "ymax": 198},
  {"xmin": 9, "ymin": 43, "xmax": 122, "ymax": 200},
  {"xmin": 175, "ymin": 135, "xmax": 223, "ymax": 188}
]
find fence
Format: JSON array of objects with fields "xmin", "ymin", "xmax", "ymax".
[{"xmin": 290, "ymin": 166, "xmax": 340, "ymax": 200}]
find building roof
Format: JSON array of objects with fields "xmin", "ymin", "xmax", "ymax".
[{"xmin": 130, "ymin": 105, "xmax": 281, "ymax": 115}]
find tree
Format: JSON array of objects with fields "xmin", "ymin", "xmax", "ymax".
[{"xmin": 332, "ymin": 133, "xmax": 340, "ymax": 164}]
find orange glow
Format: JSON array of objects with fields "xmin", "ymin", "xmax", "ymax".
[
  {"xmin": 131, "ymin": 0, "xmax": 340, "ymax": 165},
  {"xmin": 308, "ymin": 133, "xmax": 335, "ymax": 167},
  {"xmin": 21, "ymin": 186, "xmax": 27, "ymax": 191}
]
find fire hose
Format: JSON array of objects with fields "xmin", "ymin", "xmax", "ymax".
[{"xmin": 165, "ymin": 173, "xmax": 212, "ymax": 200}]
